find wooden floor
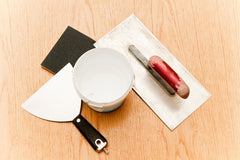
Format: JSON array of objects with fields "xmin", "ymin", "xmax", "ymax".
[{"xmin": 0, "ymin": 0, "xmax": 240, "ymax": 159}]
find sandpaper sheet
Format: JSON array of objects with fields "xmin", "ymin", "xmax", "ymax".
[{"xmin": 94, "ymin": 14, "xmax": 211, "ymax": 130}]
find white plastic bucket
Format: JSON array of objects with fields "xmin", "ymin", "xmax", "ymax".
[{"xmin": 73, "ymin": 48, "xmax": 134, "ymax": 112}]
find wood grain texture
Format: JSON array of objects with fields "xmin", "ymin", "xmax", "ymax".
[{"xmin": 0, "ymin": 0, "xmax": 239, "ymax": 159}]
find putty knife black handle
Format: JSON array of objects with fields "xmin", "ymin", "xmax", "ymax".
[{"xmin": 73, "ymin": 114, "xmax": 108, "ymax": 153}]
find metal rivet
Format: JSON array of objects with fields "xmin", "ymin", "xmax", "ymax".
[{"xmin": 76, "ymin": 118, "xmax": 81, "ymax": 123}]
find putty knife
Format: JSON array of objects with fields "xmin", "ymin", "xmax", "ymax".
[{"xmin": 22, "ymin": 64, "xmax": 108, "ymax": 153}]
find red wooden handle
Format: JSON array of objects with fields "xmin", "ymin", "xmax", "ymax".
[{"xmin": 148, "ymin": 56, "xmax": 190, "ymax": 99}]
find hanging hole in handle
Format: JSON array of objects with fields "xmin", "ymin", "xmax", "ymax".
[
  {"xmin": 96, "ymin": 139, "xmax": 101, "ymax": 145},
  {"xmin": 95, "ymin": 139, "xmax": 103, "ymax": 146},
  {"xmin": 95, "ymin": 139, "xmax": 107, "ymax": 151}
]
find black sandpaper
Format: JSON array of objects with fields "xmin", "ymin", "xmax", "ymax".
[{"xmin": 41, "ymin": 26, "xmax": 95, "ymax": 74}]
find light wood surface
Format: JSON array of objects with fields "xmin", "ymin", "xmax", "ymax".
[{"xmin": 0, "ymin": 0, "xmax": 240, "ymax": 159}]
